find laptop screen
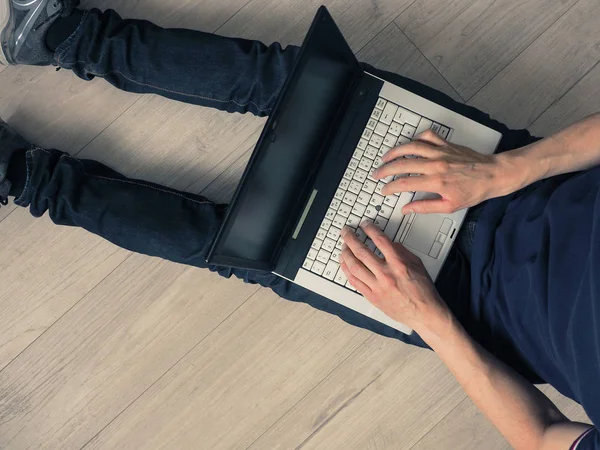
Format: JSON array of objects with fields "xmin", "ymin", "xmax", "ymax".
[{"xmin": 208, "ymin": 7, "xmax": 361, "ymax": 269}]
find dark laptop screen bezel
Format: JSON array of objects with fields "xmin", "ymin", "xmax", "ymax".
[{"xmin": 206, "ymin": 6, "xmax": 362, "ymax": 270}]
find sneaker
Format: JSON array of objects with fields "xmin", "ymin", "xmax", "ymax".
[
  {"xmin": 0, "ymin": 0, "xmax": 79, "ymax": 66},
  {"xmin": 0, "ymin": 119, "xmax": 30, "ymax": 205}
]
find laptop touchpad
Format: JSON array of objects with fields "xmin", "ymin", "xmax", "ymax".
[{"xmin": 403, "ymin": 215, "xmax": 444, "ymax": 256}]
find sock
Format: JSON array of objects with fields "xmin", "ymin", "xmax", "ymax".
[
  {"xmin": 45, "ymin": 10, "xmax": 85, "ymax": 52},
  {"xmin": 7, "ymin": 150, "xmax": 27, "ymax": 198}
]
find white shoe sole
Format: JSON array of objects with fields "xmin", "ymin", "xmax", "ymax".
[{"xmin": 0, "ymin": 0, "xmax": 10, "ymax": 65}]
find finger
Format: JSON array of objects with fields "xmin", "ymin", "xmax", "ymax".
[
  {"xmin": 340, "ymin": 242, "xmax": 378, "ymax": 286},
  {"xmin": 403, "ymin": 198, "xmax": 454, "ymax": 215},
  {"xmin": 375, "ymin": 158, "xmax": 437, "ymax": 180},
  {"xmin": 360, "ymin": 221, "xmax": 400, "ymax": 263},
  {"xmin": 381, "ymin": 175, "xmax": 439, "ymax": 196},
  {"xmin": 381, "ymin": 141, "xmax": 441, "ymax": 163},
  {"xmin": 414, "ymin": 129, "xmax": 446, "ymax": 146},
  {"xmin": 341, "ymin": 227, "xmax": 384, "ymax": 276},
  {"xmin": 340, "ymin": 261, "xmax": 373, "ymax": 296}
]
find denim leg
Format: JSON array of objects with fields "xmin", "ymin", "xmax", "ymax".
[{"xmin": 53, "ymin": 9, "xmax": 300, "ymax": 117}]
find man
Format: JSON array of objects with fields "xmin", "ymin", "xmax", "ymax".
[{"xmin": 1, "ymin": 2, "xmax": 599, "ymax": 448}]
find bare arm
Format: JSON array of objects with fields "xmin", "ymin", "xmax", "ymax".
[
  {"xmin": 374, "ymin": 113, "xmax": 600, "ymax": 214},
  {"xmin": 339, "ymin": 223, "xmax": 595, "ymax": 450}
]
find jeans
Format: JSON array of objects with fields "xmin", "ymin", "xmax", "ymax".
[{"xmin": 11, "ymin": 8, "xmax": 539, "ymax": 351}]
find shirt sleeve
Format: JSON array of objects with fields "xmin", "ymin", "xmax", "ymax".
[{"xmin": 571, "ymin": 427, "xmax": 599, "ymax": 450}]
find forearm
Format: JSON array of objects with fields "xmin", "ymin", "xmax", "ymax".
[
  {"xmin": 418, "ymin": 316, "xmax": 586, "ymax": 450},
  {"xmin": 495, "ymin": 113, "xmax": 600, "ymax": 195}
]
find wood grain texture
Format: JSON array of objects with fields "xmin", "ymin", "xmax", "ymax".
[
  {"xmin": 217, "ymin": 0, "xmax": 414, "ymax": 51},
  {"xmin": 357, "ymin": 23, "xmax": 462, "ymax": 102},
  {"xmin": 396, "ymin": 0, "xmax": 578, "ymax": 100},
  {"xmin": 469, "ymin": 0, "xmax": 600, "ymax": 128},
  {"xmin": 530, "ymin": 61, "xmax": 600, "ymax": 136}
]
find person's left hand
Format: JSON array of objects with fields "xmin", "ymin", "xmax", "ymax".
[{"xmin": 339, "ymin": 222, "xmax": 451, "ymax": 332}]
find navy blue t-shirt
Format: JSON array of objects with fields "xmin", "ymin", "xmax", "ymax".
[{"xmin": 470, "ymin": 167, "xmax": 600, "ymax": 448}]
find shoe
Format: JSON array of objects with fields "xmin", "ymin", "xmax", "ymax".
[
  {"xmin": 0, "ymin": 0, "xmax": 80, "ymax": 66},
  {"xmin": 0, "ymin": 119, "xmax": 30, "ymax": 205}
]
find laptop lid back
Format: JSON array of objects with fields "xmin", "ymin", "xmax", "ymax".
[{"xmin": 206, "ymin": 6, "xmax": 362, "ymax": 270}]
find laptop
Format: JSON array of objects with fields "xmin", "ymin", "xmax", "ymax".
[{"xmin": 207, "ymin": 6, "xmax": 502, "ymax": 335}]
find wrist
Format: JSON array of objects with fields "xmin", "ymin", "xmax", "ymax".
[{"xmin": 491, "ymin": 148, "xmax": 539, "ymax": 197}]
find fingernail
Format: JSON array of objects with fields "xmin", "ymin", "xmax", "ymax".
[
  {"xmin": 404, "ymin": 208, "xmax": 413, "ymax": 214},
  {"xmin": 339, "ymin": 253, "xmax": 344, "ymax": 263},
  {"xmin": 341, "ymin": 227, "xmax": 349, "ymax": 236},
  {"xmin": 360, "ymin": 219, "xmax": 371, "ymax": 229}
]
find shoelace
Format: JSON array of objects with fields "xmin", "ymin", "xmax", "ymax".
[{"xmin": 33, "ymin": 0, "xmax": 81, "ymax": 31}]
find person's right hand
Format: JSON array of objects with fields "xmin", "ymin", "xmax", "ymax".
[{"xmin": 373, "ymin": 130, "xmax": 518, "ymax": 214}]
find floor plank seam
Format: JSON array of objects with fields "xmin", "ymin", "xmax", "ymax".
[
  {"xmin": 78, "ymin": 284, "xmax": 262, "ymax": 450},
  {"xmin": 213, "ymin": 0, "xmax": 255, "ymax": 35},
  {"xmin": 465, "ymin": 0, "xmax": 583, "ymax": 104}
]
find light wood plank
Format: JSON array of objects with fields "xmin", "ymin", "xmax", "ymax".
[
  {"xmin": 217, "ymin": 0, "xmax": 414, "ymax": 51},
  {"xmin": 357, "ymin": 23, "xmax": 462, "ymax": 102},
  {"xmin": 530, "ymin": 62, "xmax": 600, "ymax": 137},
  {"xmin": 469, "ymin": 0, "xmax": 600, "ymax": 128},
  {"xmin": 396, "ymin": 0, "xmax": 578, "ymax": 100},
  {"xmin": 0, "ymin": 255, "xmax": 260, "ymax": 449},
  {"xmin": 80, "ymin": 291, "xmax": 368, "ymax": 450}
]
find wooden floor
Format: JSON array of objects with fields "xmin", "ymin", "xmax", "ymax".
[{"xmin": 1, "ymin": 0, "xmax": 598, "ymax": 448}]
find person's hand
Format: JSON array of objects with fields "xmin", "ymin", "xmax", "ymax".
[
  {"xmin": 339, "ymin": 222, "xmax": 451, "ymax": 332},
  {"xmin": 374, "ymin": 130, "xmax": 513, "ymax": 214}
]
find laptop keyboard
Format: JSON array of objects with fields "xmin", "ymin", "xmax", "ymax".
[{"xmin": 302, "ymin": 97, "xmax": 452, "ymax": 291}]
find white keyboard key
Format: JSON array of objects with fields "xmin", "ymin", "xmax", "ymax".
[
  {"xmin": 375, "ymin": 182, "xmax": 385, "ymax": 195},
  {"xmin": 321, "ymin": 217, "xmax": 332, "ymax": 229},
  {"xmin": 372, "ymin": 156, "xmax": 383, "ymax": 169},
  {"xmin": 365, "ymin": 239, "xmax": 376, "ymax": 252},
  {"xmin": 322, "ymin": 238, "xmax": 336, "ymax": 252},
  {"xmin": 335, "ymin": 239, "xmax": 343, "ymax": 250},
  {"xmin": 375, "ymin": 249, "xmax": 384, "ymax": 259},
  {"xmin": 388, "ymin": 122, "xmax": 403, "ymax": 136},
  {"xmin": 362, "ymin": 128, "xmax": 373, "ymax": 140},
  {"xmin": 326, "ymin": 208, "xmax": 336, "ymax": 220},
  {"xmin": 357, "ymin": 191, "xmax": 371, "ymax": 205},
  {"xmin": 393, "ymin": 107, "xmax": 421, "ymax": 127},
  {"xmin": 334, "ymin": 267, "xmax": 347, "ymax": 285},
  {"xmin": 311, "ymin": 260, "xmax": 326, "ymax": 275},
  {"xmin": 362, "ymin": 179, "xmax": 377, "ymax": 194},
  {"xmin": 364, "ymin": 205, "xmax": 378, "ymax": 219},
  {"xmin": 374, "ymin": 122, "xmax": 389, "ymax": 136},
  {"xmin": 369, "ymin": 133, "xmax": 384, "ymax": 148},
  {"xmin": 359, "ymin": 157, "xmax": 372, "ymax": 171},
  {"xmin": 348, "ymin": 180, "xmax": 363, "ymax": 195},
  {"xmin": 375, "ymin": 98, "xmax": 387, "ymax": 109},
  {"xmin": 414, "ymin": 117, "xmax": 433, "ymax": 136},
  {"xmin": 348, "ymin": 158, "xmax": 359, "ymax": 170},
  {"xmin": 355, "ymin": 227, "xmax": 367, "ymax": 242},
  {"xmin": 353, "ymin": 168, "xmax": 368, "ymax": 183},
  {"xmin": 366, "ymin": 118, "xmax": 378, "ymax": 130},
  {"xmin": 327, "ymin": 227, "xmax": 341, "ymax": 241},
  {"xmin": 384, "ymin": 195, "xmax": 398, "ymax": 207},
  {"xmin": 378, "ymin": 204, "xmax": 393, "ymax": 219},
  {"xmin": 397, "ymin": 136, "xmax": 411, "ymax": 145},
  {"xmin": 431, "ymin": 122, "xmax": 441, "ymax": 134},
  {"xmin": 331, "ymin": 248, "xmax": 341, "ymax": 263},
  {"xmin": 317, "ymin": 249, "xmax": 331, "ymax": 264},
  {"xmin": 401, "ymin": 124, "xmax": 416, "ymax": 139},
  {"xmin": 357, "ymin": 138, "xmax": 369, "ymax": 150},
  {"xmin": 311, "ymin": 238, "xmax": 323, "ymax": 250},
  {"xmin": 368, "ymin": 167, "xmax": 378, "ymax": 181},
  {"xmin": 343, "ymin": 191, "xmax": 358, "ymax": 206},
  {"xmin": 364, "ymin": 145, "xmax": 378, "ymax": 159},
  {"xmin": 323, "ymin": 260, "xmax": 340, "ymax": 280},
  {"xmin": 330, "ymin": 198, "xmax": 341, "ymax": 210},
  {"xmin": 339, "ymin": 178, "xmax": 349, "ymax": 190},
  {"xmin": 338, "ymin": 203, "xmax": 352, "ymax": 217},
  {"xmin": 307, "ymin": 248, "xmax": 318, "ymax": 260},
  {"xmin": 334, "ymin": 188, "xmax": 345, "ymax": 201},
  {"xmin": 316, "ymin": 228, "xmax": 328, "ymax": 240},
  {"xmin": 383, "ymin": 191, "xmax": 414, "ymax": 240},
  {"xmin": 371, "ymin": 108, "xmax": 382, "ymax": 120},
  {"xmin": 383, "ymin": 133, "xmax": 397, "ymax": 147},
  {"xmin": 303, "ymin": 259, "xmax": 313, "ymax": 270},
  {"xmin": 380, "ymin": 102, "xmax": 399, "ymax": 125},
  {"xmin": 353, "ymin": 148, "xmax": 364, "ymax": 160},
  {"xmin": 369, "ymin": 193, "xmax": 384, "ymax": 207},
  {"xmin": 439, "ymin": 126, "xmax": 450, "ymax": 139},
  {"xmin": 374, "ymin": 216, "xmax": 388, "ymax": 230},
  {"xmin": 343, "ymin": 168, "xmax": 355, "ymax": 180},
  {"xmin": 352, "ymin": 202, "xmax": 366, "ymax": 216},
  {"xmin": 333, "ymin": 214, "xmax": 346, "ymax": 228},
  {"xmin": 379, "ymin": 144, "xmax": 392, "ymax": 157},
  {"xmin": 346, "ymin": 214, "xmax": 361, "ymax": 228}
]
